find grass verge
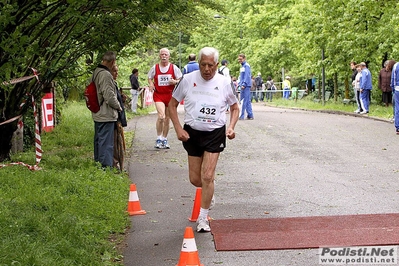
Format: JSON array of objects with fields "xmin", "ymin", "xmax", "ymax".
[
  {"xmin": 0, "ymin": 102, "xmax": 150, "ymax": 265},
  {"xmin": 266, "ymin": 95, "xmax": 393, "ymax": 121}
]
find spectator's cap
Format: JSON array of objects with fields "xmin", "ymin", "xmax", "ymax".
[
  {"xmin": 221, "ymin": 59, "xmax": 228, "ymax": 65},
  {"xmin": 286, "ymin": 76, "xmax": 291, "ymax": 79},
  {"xmin": 359, "ymin": 62, "xmax": 366, "ymax": 66},
  {"xmin": 258, "ymin": 72, "xmax": 261, "ymax": 76}
]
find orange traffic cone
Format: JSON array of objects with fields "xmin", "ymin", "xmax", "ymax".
[
  {"xmin": 176, "ymin": 227, "xmax": 204, "ymax": 266},
  {"xmin": 127, "ymin": 184, "xmax": 146, "ymax": 216},
  {"xmin": 188, "ymin": 188, "xmax": 202, "ymax": 222}
]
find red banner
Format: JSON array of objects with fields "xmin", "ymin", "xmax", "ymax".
[{"xmin": 41, "ymin": 92, "xmax": 54, "ymax": 132}]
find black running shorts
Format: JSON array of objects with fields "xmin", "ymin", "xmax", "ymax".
[{"xmin": 182, "ymin": 124, "xmax": 226, "ymax": 157}]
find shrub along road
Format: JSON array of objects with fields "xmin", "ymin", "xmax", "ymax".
[{"xmin": 122, "ymin": 103, "xmax": 399, "ymax": 266}]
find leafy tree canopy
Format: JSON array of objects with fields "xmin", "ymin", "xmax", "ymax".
[
  {"xmin": 0, "ymin": 0, "xmax": 222, "ymax": 161},
  {"xmin": 190, "ymin": 0, "xmax": 399, "ymax": 83}
]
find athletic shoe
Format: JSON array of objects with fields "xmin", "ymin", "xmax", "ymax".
[
  {"xmin": 209, "ymin": 195, "xmax": 215, "ymax": 210},
  {"xmin": 247, "ymin": 117, "xmax": 254, "ymax": 120},
  {"xmin": 196, "ymin": 217, "xmax": 211, "ymax": 232},
  {"xmin": 360, "ymin": 110, "xmax": 368, "ymax": 114},
  {"xmin": 354, "ymin": 109, "xmax": 360, "ymax": 113},
  {"xmin": 396, "ymin": 129, "xmax": 399, "ymax": 135},
  {"xmin": 162, "ymin": 139, "xmax": 170, "ymax": 149},
  {"xmin": 154, "ymin": 139, "xmax": 162, "ymax": 149}
]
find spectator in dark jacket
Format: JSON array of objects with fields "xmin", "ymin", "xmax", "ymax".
[
  {"xmin": 111, "ymin": 64, "xmax": 127, "ymax": 171},
  {"xmin": 255, "ymin": 72, "xmax": 264, "ymax": 101},
  {"xmin": 378, "ymin": 60, "xmax": 394, "ymax": 107},
  {"xmin": 129, "ymin": 68, "xmax": 140, "ymax": 113},
  {"xmin": 250, "ymin": 76, "xmax": 257, "ymax": 102}
]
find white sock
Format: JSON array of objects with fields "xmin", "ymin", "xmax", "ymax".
[{"xmin": 199, "ymin": 207, "xmax": 209, "ymax": 220}]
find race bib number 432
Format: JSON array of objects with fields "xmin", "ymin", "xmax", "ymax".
[{"xmin": 194, "ymin": 102, "xmax": 220, "ymax": 123}]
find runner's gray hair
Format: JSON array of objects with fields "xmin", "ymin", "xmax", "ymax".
[
  {"xmin": 198, "ymin": 47, "xmax": 219, "ymax": 64},
  {"xmin": 102, "ymin": 51, "xmax": 116, "ymax": 62},
  {"xmin": 160, "ymin": 47, "xmax": 170, "ymax": 55}
]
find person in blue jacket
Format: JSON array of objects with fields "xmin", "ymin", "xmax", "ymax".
[
  {"xmin": 238, "ymin": 53, "xmax": 254, "ymax": 120},
  {"xmin": 359, "ymin": 62, "xmax": 372, "ymax": 114},
  {"xmin": 391, "ymin": 60, "xmax": 399, "ymax": 134},
  {"xmin": 183, "ymin": 54, "xmax": 199, "ymax": 74}
]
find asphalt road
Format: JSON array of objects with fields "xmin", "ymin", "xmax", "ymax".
[{"xmin": 122, "ymin": 103, "xmax": 399, "ymax": 266}]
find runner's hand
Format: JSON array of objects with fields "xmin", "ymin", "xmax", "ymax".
[
  {"xmin": 177, "ymin": 128, "xmax": 190, "ymax": 142},
  {"xmin": 226, "ymin": 128, "xmax": 235, "ymax": 140}
]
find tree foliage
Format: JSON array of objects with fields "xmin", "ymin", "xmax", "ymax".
[
  {"xmin": 0, "ymin": 0, "xmax": 221, "ymax": 162},
  {"xmin": 190, "ymin": 0, "xmax": 399, "ymax": 87}
]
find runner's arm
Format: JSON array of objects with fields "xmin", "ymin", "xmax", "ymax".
[
  {"xmin": 169, "ymin": 97, "xmax": 190, "ymax": 142},
  {"xmin": 226, "ymin": 102, "xmax": 239, "ymax": 140}
]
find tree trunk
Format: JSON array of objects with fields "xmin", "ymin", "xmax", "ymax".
[
  {"xmin": 334, "ymin": 72, "xmax": 338, "ymax": 101},
  {"xmin": 344, "ymin": 77, "xmax": 349, "ymax": 99},
  {"xmin": 317, "ymin": 74, "xmax": 321, "ymax": 99},
  {"xmin": 11, "ymin": 122, "xmax": 24, "ymax": 154},
  {"xmin": 0, "ymin": 122, "xmax": 17, "ymax": 162}
]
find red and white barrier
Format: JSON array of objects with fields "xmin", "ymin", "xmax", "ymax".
[{"xmin": 0, "ymin": 68, "xmax": 42, "ymax": 171}]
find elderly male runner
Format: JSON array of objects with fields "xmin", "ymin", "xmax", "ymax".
[
  {"xmin": 148, "ymin": 48, "xmax": 182, "ymax": 149},
  {"xmin": 169, "ymin": 47, "xmax": 239, "ymax": 232}
]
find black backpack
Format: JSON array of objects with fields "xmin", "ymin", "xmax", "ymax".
[{"xmin": 255, "ymin": 76, "xmax": 263, "ymax": 87}]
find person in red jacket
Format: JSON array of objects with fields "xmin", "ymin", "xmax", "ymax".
[{"xmin": 148, "ymin": 48, "xmax": 182, "ymax": 149}]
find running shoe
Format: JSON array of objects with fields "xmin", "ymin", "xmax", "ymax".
[
  {"xmin": 360, "ymin": 110, "xmax": 368, "ymax": 114},
  {"xmin": 162, "ymin": 139, "xmax": 170, "ymax": 149},
  {"xmin": 154, "ymin": 139, "xmax": 162, "ymax": 149},
  {"xmin": 196, "ymin": 217, "xmax": 211, "ymax": 232}
]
